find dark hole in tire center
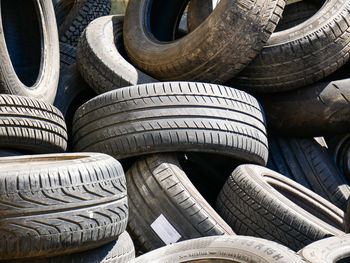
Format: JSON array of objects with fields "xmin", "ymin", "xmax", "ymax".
[
  {"xmin": 147, "ymin": 0, "xmax": 190, "ymax": 41},
  {"xmin": 1, "ymin": 0, "xmax": 42, "ymax": 87}
]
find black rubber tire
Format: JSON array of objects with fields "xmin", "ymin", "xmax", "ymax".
[
  {"xmin": 126, "ymin": 153, "xmax": 234, "ymax": 252},
  {"xmin": 346, "ymin": 201, "xmax": 350, "ymax": 233},
  {"xmin": 298, "ymin": 234, "xmax": 350, "ymax": 263},
  {"xmin": 233, "ymin": 0, "xmax": 350, "ymax": 92},
  {"xmin": 0, "ymin": 152, "xmax": 128, "ymax": 261},
  {"xmin": 267, "ymin": 137, "xmax": 350, "ymax": 211},
  {"xmin": 216, "ymin": 165, "xmax": 345, "ymax": 251},
  {"xmin": 0, "ymin": 0, "xmax": 59, "ymax": 103},
  {"xmin": 0, "ymin": 94, "xmax": 67, "ymax": 153},
  {"xmin": 15, "ymin": 231, "xmax": 135, "ymax": 263},
  {"xmin": 130, "ymin": 235, "xmax": 305, "ymax": 263},
  {"xmin": 123, "ymin": 0, "xmax": 284, "ymax": 83},
  {"xmin": 72, "ymin": 82, "xmax": 268, "ymax": 165},
  {"xmin": 60, "ymin": 42, "xmax": 77, "ymax": 67},
  {"xmin": 0, "ymin": 149, "xmax": 26, "ymax": 157},
  {"xmin": 57, "ymin": 0, "xmax": 111, "ymax": 47},
  {"xmin": 186, "ymin": 0, "xmax": 214, "ymax": 33},
  {"xmin": 258, "ymin": 79, "xmax": 350, "ymax": 136},
  {"xmin": 76, "ymin": 15, "xmax": 157, "ymax": 94}
]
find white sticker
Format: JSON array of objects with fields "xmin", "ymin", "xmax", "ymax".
[{"xmin": 150, "ymin": 214, "xmax": 181, "ymax": 245}]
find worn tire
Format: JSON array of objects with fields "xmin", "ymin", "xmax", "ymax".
[
  {"xmin": 258, "ymin": 79, "xmax": 350, "ymax": 136},
  {"xmin": 77, "ymin": 15, "xmax": 156, "ymax": 94},
  {"xmin": 0, "ymin": 0, "xmax": 59, "ymax": 103},
  {"xmin": 16, "ymin": 231, "xmax": 135, "ymax": 263},
  {"xmin": 234, "ymin": 0, "xmax": 350, "ymax": 92},
  {"xmin": 60, "ymin": 42, "xmax": 77, "ymax": 67},
  {"xmin": 267, "ymin": 137, "xmax": 350, "ymax": 211},
  {"xmin": 130, "ymin": 235, "xmax": 305, "ymax": 263},
  {"xmin": 0, "ymin": 153, "xmax": 128, "ymax": 261},
  {"xmin": 73, "ymin": 82, "xmax": 268, "ymax": 164},
  {"xmin": 123, "ymin": 0, "xmax": 284, "ymax": 83},
  {"xmin": 298, "ymin": 234, "xmax": 350, "ymax": 263},
  {"xmin": 126, "ymin": 153, "xmax": 234, "ymax": 252},
  {"xmin": 216, "ymin": 165, "xmax": 345, "ymax": 251},
  {"xmin": 57, "ymin": 0, "xmax": 111, "ymax": 47},
  {"xmin": 0, "ymin": 94, "xmax": 67, "ymax": 153}
]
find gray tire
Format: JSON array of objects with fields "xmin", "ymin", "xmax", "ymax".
[
  {"xmin": 126, "ymin": 153, "xmax": 234, "ymax": 252},
  {"xmin": 72, "ymin": 82, "xmax": 268, "ymax": 165},
  {"xmin": 216, "ymin": 165, "xmax": 345, "ymax": 251},
  {"xmin": 0, "ymin": 153, "xmax": 128, "ymax": 261}
]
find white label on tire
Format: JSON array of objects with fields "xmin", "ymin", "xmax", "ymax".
[{"xmin": 151, "ymin": 214, "xmax": 181, "ymax": 245}]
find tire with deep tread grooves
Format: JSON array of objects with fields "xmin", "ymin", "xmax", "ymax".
[
  {"xmin": 126, "ymin": 153, "xmax": 234, "ymax": 252},
  {"xmin": 130, "ymin": 235, "xmax": 306, "ymax": 263},
  {"xmin": 77, "ymin": 15, "xmax": 156, "ymax": 94},
  {"xmin": 267, "ymin": 137, "xmax": 350, "ymax": 211},
  {"xmin": 234, "ymin": 0, "xmax": 350, "ymax": 92},
  {"xmin": 72, "ymin": 82, "xmax": 268, "ymax": 165},
  {"xmin": 57, "ymin": 0, "xmax": 111, "ymax": 47},
  {"xmin": 258, "ymin": 79, "xmax": 350, "ymax": 136},
  {"xmin": 0, "ymin": 152, "xmax": 128, "ymax": 261},
  {"xmin": 123, "ymin": 0, "xmax": 284, "ymax": 83},
  {"xmin": 15, "ymin": 231, "xmax": 135, "ymax": 263},
  {"xmin": 216, "ymin": 165, "xmax": 345, "ymax": 251},
  {"xmin": 60, "ymin": 42, "xmax": 77, "ymax": 67},
  {"xmin": 0, "ymin": 94, "xmax": 67, "ymax": 153},
  {"xmin": 298, "ymin": 234, "xmax": 350, "ymax": 263},
  {"xmin": 0, "ymin": 0, "xmax": 59, "ymax": 103}
]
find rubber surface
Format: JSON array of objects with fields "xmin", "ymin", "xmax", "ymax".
[
  {"xmin": 0, "ymin": 153, "xmax": 128, "ymax": 261},
  {"xmin": 73, "ymin": 82, "xmax": 268, "ymax": 165}
]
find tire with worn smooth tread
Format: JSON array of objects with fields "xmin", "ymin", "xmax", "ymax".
[
  {"xmin": 0, "ymin": 152, "xmax": 128, "ymax": 261},
  {"xmin": 130, "ymin": 235, "xmax": 305, "ymax": 263},
  {"xmin": 73, "ymin": 82, "xmax": 268, "ymax": 165},
  {"xmin": 126, "ymin": 153, "xmax": 234, "ymax": 252},
  {"xmin": 0, "ymin": 0, "xmax": 59, "ymax": 103},
  {"xmin": 0, "ymin": 94, "xmax": 67, "ymax": 153},
  {"xmin": 233, "ymin": 0, "xmax": 350, "ymax": 92},
  {"xmin": 216, "ymin": 165, "xmax": 345, "ymax": 251},
  {"xmin": 123, "ymin": 0, "xmax": 284, "ymax": 83},
  {"xmin": 77, "ymin": 15, "xmax": 156, "ymax": 94},
  {"xmin": 298, "ymin": 234, "xmax": 350, "ymax": 263},
  {"xmin": 267, "ymin": 137, "xmax": 350, "ymax": 211}
]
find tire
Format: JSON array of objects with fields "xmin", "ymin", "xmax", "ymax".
[
  {"xmin": 298, "ymin": 234, "xmax": 350, "ymax": 263},
  {"xmin": 57, "ymin": 0, "xmax": 111, "ymax": 47},
  {"xmin": 130, "ymin": 235, "xmax": 305, "ymax": 263},
  {"xmin": 258, "ymin": 79, "xmax": 350, "ymax": 136},
  {"xmin": 126, "ymin": 153, "xmax": 234, "ymax": 252},
  {"xmin": 0, "ymin": 94, "xmax": 67, "ymax": 153},
  {"xmin": 186, "ymin": 0, "xmax": 215, "ymax": 33},
  {"xmin": 17, "ymin": 231, "xmax": 135, "ymax": 263},
  {"xmin": 347, "ymin": 201, "xmax": 350, "ymax": 233},
  {"xmin": 123, "ymin": 0, "xmax": 284, "ymax": 83},
  {"xmin": 0, "ymin": 149, "xmax": 26, "ymax": 157},
  {"xmin": 60, "ymin": 42, "xmax": 77, "ymax": 67},
  {"xmin": 72, "ymin": 82, "xmax": 268, "ymax": 165},
  {"xmin": 216, "ymin": 165, "xmax": 345, "ymax": 251},
  {"xmin": 267, "ymin": 137, "xmax": 350, "ymax": 211},
  {"xmin": 0, "ymin": 153, "xmax": 128, "ymax": 261},
  {"xmin": 0, "ymin": 0, "xmax": 59, "ymax": 103},
  {"xmin": 76, "ymin": 15, "xmax": 157, "ymax": 94},
  {"xmin": 233, "ymin": 0, "xmax": 350, "ymax": 92}
]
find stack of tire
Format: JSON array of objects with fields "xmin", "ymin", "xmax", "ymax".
[{"xmin": 0, "ymin": 0, "xmax": 350, "ymax": 262}]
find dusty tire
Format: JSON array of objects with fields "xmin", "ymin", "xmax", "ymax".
[
  {"xmin": 258, "ymin": 79, "xmax": 350, "ymax": 136},
  {"xmin": 0, "ymin": 153, "xmax": 128, "ymax": 261},
  {"xmin": 216, "ymin": 165, "xmax": 345, "ymax": 251},
  {"xmin": 123, "ymin": 0, "xmax": 284, "ymax": 83},
  {"xmin": 267, "ymin": 137, "xmax": 350, "ymax": 211},
  {"xmin": 0, "ymin": 94, "xmax": 67, "ymax": 153},
  {"xmin": 234, "ymin": 0, "xmax": 350, "ymax": 92},
  {"xmin": 18, "ymin": 231, "xmax": 135, "ymax": 263},
  {"xmin": 126, "ymin": 153, "xmax": 234, "ymax": 252},
  {"xmin": 57, "ymin": 0, "xmax": 111, "ymax": 47},
  {"xmin": 73, "ymin": 82, "xmax": 268, "ymax": 165},
  {"xmin": 130, "ymin": 235, "xmax": 305, "ymax": 263},
  {"xmin": 77, "ymin": 15, "xmax": 156, "ymax": 94},
  {"xmin": 298, "ymin": 234, "xmax": 350, "ymax": 263},
  {"xmin": 0, "ymin": 0, "xmax": 59, "ymax": 103}
]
